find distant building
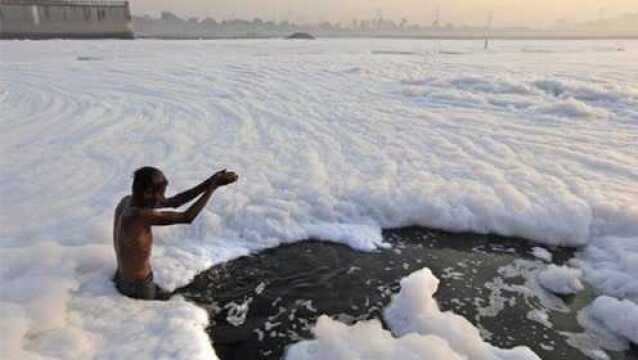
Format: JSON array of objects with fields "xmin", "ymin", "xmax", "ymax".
[{"xmin": 0, "ymin": 0, "xmax": 133, "ymax": 39}]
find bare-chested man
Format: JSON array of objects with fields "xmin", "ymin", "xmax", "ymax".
[{"xmin": 113, "ymin": 166, "xmax": 238, "ymax": 300}]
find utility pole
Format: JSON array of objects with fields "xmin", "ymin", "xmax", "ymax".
[
  {"xmin": 598, "ymin": 7, "xmax": 605, "ymax": 22},
  {"xmin": 377, "ymin": 8, "xmax": 385, "ymax": 30},
  {"xmin": 484, "ymin": 10, "xmax": 493, "ymax": 50}
]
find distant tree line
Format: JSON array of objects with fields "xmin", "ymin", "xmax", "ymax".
[
  {"xmin": 133, "ymin": 11, "xmax": 495, "ymax": 38},
  {"xmin": 132, "ymin": 11, "xmax": 638, "ymax": 39}
]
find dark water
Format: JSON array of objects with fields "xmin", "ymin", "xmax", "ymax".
[{"xmin": 175, "ymin": 227, "xmax": 638, "ymax": 360}]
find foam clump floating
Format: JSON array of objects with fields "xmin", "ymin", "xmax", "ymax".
[
  {"xmin": 589, "ymin": 296, "xmax": 638, "ymax": 345},
  {"xmin": 537, "ymin": 264, "xmax": 584, "ymax": 295},
  {"xmin": 286, "ymin": 268, "xmax": 540, "ymax": 360}
]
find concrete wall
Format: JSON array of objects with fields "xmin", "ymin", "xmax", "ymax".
[{"xmin": 0, "ymin": 1, "xmax": 133, "ymax": 39}]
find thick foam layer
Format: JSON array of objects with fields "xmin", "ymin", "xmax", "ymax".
[
  {"xmin": 589, "ymin": 296, "xmax": 638, "ymax": 345},
  {"xmin": 1, "ymin": 39, "xmax": 637, "ymax": 359},
  {"xmin": 580, "ymin": 235, "xmax": 638, "ymax": 302},
  {"xmin": 0, "ymin": 242, "xmax": 217, "ymax": 360}
]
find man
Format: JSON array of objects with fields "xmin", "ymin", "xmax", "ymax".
[{"xmin": 113, "ymin": 166, "xmax": 238, "ymax": 300}]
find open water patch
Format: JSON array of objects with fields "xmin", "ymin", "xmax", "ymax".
[{"xmin": 175, "ymin": 227, "xmax": 638, "ymax": 360}]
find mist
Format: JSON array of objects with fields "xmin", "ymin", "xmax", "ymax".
[{"xmin": 129, "ymin": 0, "xmax": 638, "ymax": 27}]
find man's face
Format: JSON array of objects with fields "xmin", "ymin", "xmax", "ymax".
[{"xmin": 142, "ymin": 173, "xmax": 168, "ymax": 208}]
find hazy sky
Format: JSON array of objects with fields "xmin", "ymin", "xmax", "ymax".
[{"xmin": 130, "ymin": 0, "xmax": 638, "ymax": 27}]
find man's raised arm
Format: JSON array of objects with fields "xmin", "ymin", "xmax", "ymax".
[
  {"xmin": 138, "ymin": 187, "xmax": 215, "ymax": 226},
  {"xmin": 160, "ymin": 170, "xmax": 233, "ymax": 208},
  {"xmin": 139, "ymin": 171, "xmax": 238, "ymax": 226},
  {"xmin": 160, "ymin": 180, "xmax": 209, "ymax": 208}
]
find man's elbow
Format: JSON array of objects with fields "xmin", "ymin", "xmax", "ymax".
[{"xmin": 181, "ymin": 212, "xmax": 196, "ymax": 224}]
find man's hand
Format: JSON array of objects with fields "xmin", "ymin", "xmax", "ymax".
[
  {"xmin": 154, "ymin": 169, "xmax": 239, "ymax": 211},
  {"xmin": 207, "ymin": 169, "xmax": 239, "ymax": 188}
]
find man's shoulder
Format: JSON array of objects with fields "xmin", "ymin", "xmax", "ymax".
[
  {"xmin": 116, "ymin": 195, "xmax": 131, "ymax": 207},
  {"xmin": 117, "ymin": 196, "xmax": 140, "ymax": 219}
]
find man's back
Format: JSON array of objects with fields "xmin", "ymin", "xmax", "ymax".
[{"xmin": 113, "ymin": 196, "xmax": 153, "ymax": 281}]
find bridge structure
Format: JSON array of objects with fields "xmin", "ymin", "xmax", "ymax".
[{"xmin": 0, "ymin": 0, "xmax": 134, "ymax": 39}]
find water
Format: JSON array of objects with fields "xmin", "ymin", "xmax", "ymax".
[{"xmin": 175, "ymin": 227, "xmax": 638, "ymax": 360}]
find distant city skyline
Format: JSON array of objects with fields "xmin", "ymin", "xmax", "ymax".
[{"xmin": 129, "ymin": 0, "xmax": 638, "ymax": 28}]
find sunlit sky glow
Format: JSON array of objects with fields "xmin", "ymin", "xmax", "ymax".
[{"xmin": 130, "ymin": 0, "xmax": 638, "ymax": 27}]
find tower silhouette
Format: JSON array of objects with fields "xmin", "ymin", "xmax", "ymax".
[{"xmin": 433, "ymin": 5, "xmax": 440, "ymax": 28}]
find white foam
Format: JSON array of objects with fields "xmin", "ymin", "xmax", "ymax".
[
  {"xmin": 1, "ymin": 39, "xmax": 637, "ymax": 358},
  {"xmin": 561, "ymin": 301, "xmax": 634, "ymax": 357},
  {"xmin": 285, "ymin": 316, "xmax": 465, "ymax": 360},
  {"xmin": 0, "ymin": 242, "xmax": 217, "ymax": 360},
  {"xmin": 531, "ymin": 247, "xmax": 552, "ymax": 262},
  {"xmin": 589, "ymin": 296, "xmax": 638, "ymax": 345},
  {"xmin": 580, "ymin": 235, "xmax": 638, "ymax": 302},
  {"xmin": 533, "ymin": 98, "xmax": 610, "ymax": 119},
  {"xmin": 537, "ymin": 264, "xmax": 584, "ymax": 295},
  {"xmin": 286, "ymin": 268, "xmax": 539, "ymax": 360}
]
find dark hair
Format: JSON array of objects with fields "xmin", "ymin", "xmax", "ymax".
[{"xmin": 132, "ymin": 166, "xmax": 167, "ymax": 195}]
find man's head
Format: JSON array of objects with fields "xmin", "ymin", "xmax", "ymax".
[{"xmin": 132, "ymin": 166, "xmax": 168, "ymax": 208}]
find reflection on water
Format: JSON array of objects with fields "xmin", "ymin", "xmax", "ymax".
[{"xmin": 175, "ymin": 227, "xmax": 637, "ymax": 360}]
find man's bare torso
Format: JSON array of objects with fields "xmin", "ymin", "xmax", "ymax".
[
  {"xmin": 113, "ymin": 196, "xmax": 153, "ymax": 281},
  {"xmin": 112, "ymin": 168, "xmax": 237, "ymax": 291}
]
